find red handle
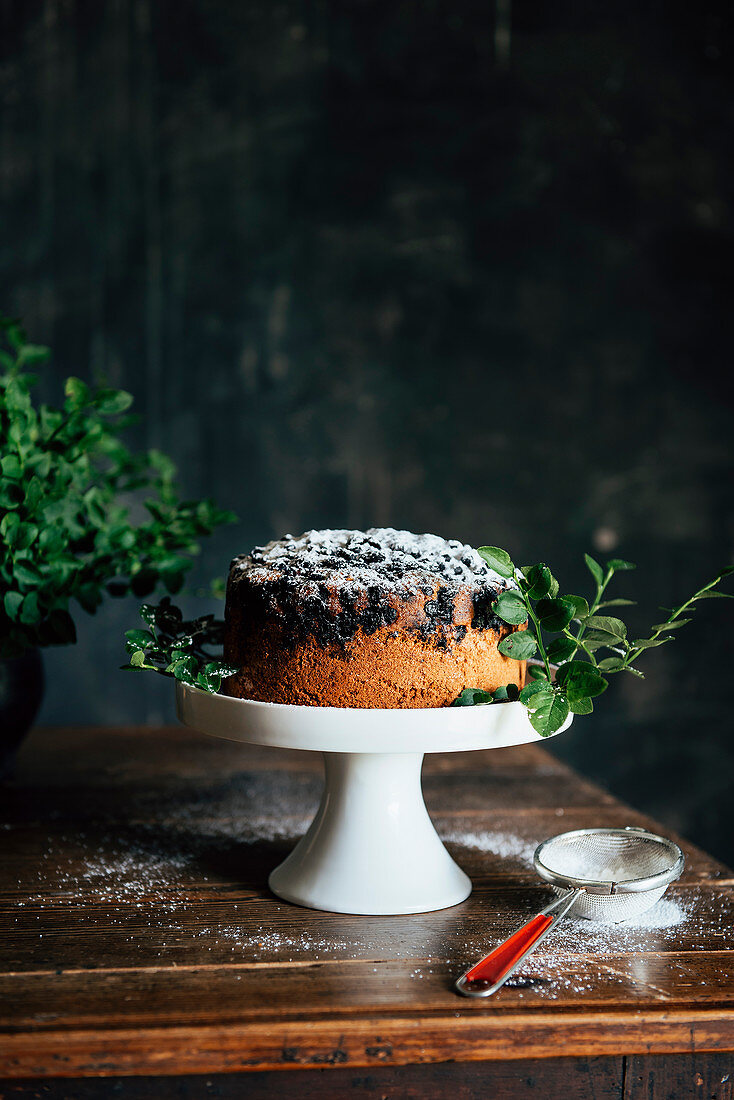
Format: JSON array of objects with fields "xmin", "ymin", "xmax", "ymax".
[{"xmin": 464, "ymin": 913, "xmax": 554, "ymax": 986}]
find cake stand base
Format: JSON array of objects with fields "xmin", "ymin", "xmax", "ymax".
[
  {"xmin": 175, "ymin": 683, "xmax": 572, "ymax": 915},
  {"xmin": 268, "ymin": 751, "xmax": 471, "ymax": 915}
]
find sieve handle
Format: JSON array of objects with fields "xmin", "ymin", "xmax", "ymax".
[{"xmin": 454, "ymin": 888, "xmax": 583, "ymax": 998}]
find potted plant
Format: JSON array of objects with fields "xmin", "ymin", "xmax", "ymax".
[{"xmin": 0, "ymin": 317, "xmax": 234, "ymax": 772}]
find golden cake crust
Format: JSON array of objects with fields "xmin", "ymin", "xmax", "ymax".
[{"xmin": 223, "ymin": 528, "xmax": 526, "ymax": 709}]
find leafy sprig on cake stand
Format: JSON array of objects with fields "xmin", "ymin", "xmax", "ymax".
[
  {"xmin": 452, "ymin": 549, "xmax": 734, "ymax": 737},
  {"xmin": 122, "ymin": 597, "xmax": 236, "ymax": 693}
]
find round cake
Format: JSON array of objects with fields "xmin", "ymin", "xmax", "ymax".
[{"xmin": 223, "ymin": 528, "xmax": 526, "ymax": 709}]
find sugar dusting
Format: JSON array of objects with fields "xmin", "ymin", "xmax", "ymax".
[
  {"xmin": 236, "ymin": 528, "xmax": 509, "ymax": 593},
  {"xmin": 17, "ymin": 774, "xmax": 319, "ymax": 914},
  {"xmin": 12, "ymin": 800, "xmax": 728, "ymax": 1001},
  {"xmin": 441, "ymin": 827, "xmax": 537, "ymax": 864}
]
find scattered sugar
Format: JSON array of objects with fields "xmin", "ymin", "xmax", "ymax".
[
  {"xmin": 193, "ymin": 927, "xmax": 353, "ymax": 957},
  {"xmin": 13, "ymin": 783, "xmax": 729, "ymax": 1003},
  {"xmin": 440, "ymin": 827, "xmax": 536, "ymax": 864},
  {"xmin": 18, "ymin": 798, "xmax": 315, "ymax": 914}
]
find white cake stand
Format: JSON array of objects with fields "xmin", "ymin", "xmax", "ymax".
[{"xmin": 176, "ymin": 683, "xmax": 572, "ymax": 916}]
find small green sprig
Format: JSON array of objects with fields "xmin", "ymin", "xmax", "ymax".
[
  {"xmin": 122, "ymin": 597, "xmax": 237, "ymax": 693},
  {"xmin": 452, "ymin": 684, "xmax": 520, "ymax": 706},
  {"xmin": 456, "ymin": 547, "xmax": 733, "ymax": 737}
]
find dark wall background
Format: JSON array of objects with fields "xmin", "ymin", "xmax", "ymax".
[{"xmin": 2, "ymin": 1, "xmax": 733, "ymax": 862}]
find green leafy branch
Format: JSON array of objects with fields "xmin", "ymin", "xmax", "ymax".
[
  {"xmin": 1, "ymin": 318, "xmax": 235, "ymax": 658},
  {"xmin": 454, "ymin": 547, "xmax": 733, "ymax": 737},
  {"xmin": 122, "ymin": 597, "xmax": 237, "ymax": 693}
]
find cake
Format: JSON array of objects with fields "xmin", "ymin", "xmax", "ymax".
[{"xmin": 223, "ymin": 528, "xmax": 526, "ymax": 708}]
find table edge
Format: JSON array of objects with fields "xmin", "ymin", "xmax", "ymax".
[{"xmin": 2, "ymin": 1007, "xmax": 734, "ymax": 1079}]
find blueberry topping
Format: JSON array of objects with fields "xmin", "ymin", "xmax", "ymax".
[{"xmin": 230, "ymin": 528, "xmax": 513, "ymax": 650}]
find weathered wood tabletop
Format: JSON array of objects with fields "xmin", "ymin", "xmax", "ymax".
[{"xmin": 1, "ymin": 726, "xmax": 733, "ymax": 1098}]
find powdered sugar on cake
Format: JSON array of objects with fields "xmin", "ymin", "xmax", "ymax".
[
  {"xmin": 226, "ymin": 527, "xmax": 519, "ymax": 659},
  {"xmin": 232, "ymin": 528, "xmax": 512, "ymax": 596}
]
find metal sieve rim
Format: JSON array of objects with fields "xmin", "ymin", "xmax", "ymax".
[{"xmin": 533, "ymin": 826, "xmax": 685, "ymax": 896}]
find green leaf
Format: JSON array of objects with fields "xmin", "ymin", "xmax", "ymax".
[
  {"xmin": 30, "ymin": 452, "xmax": 52, "ymax": 479},
  {"xmin": 0, "ymin": 512, "xmax": 20, "ymax": 538},
  {"xmin": 490, "ymin": 683, "xmax": 519, "ymax": 703},
  {"xmin": 203, "ymin": 661, "xmax": 233, "ymax": 677},
  {"xmin": 569, "ymin": 697, "xmax": 594, "ymax": 715},
  {"xmin": 4, "ymin": 591, "xmax": 23, "ymax": 621},
  {"xmin": 13, "ymin": 560, "xmax": 41, "ymax": 587},
  {"xmin": 214, "ymin": 664, "xmax": 239, "ymax": 679},
  {"xmin": 525, "ymin": 564, "xmax": 555, "ymax": 601},
  {"xmin": 1, "ymin": 455, "xmax": 22, "ymax": 478},
  {"xmin": 451, "ymin": 688, "xmax": 494, "ymax": 707},
  {"xmin": 584, "ymin": 615, "xmax": 627, "ymax": 640},
  {"xmin": 556, "ymin": 660, "xmax": 608, "ymax": 701},
  {"xmin": 149, "ymin": 448, "xmax": 177, "ymax": 481},
  {"xmin": 546, "ymin": 636, "xmax": 577, "ymax": 664},
  {"xmin": 519, "ymin": 680, "xmax": 554, "ymax": 705},
  {"xmin": 96, "ymin": 388, "xmax": 134, "ymax": 416},
  {"xmin": 129, "ymin": 650, "xmax": 147, "ymax": 668},
  {"xmin": 527, "ymin": 692, "xmax": 570, "ymax": 737},
  {"xmin": 477, "ymin": 546, "xmax": 514, "ymax": 579},
  {"xmin": 597, "ymin": 657, "xmax": 626, "ymax": 671},
  {"xmin": 197, "ymin": 667, "xmax": 221, "ymax": 692},
  {"xmin": 497, "ymin": 630, "xmax": 537, "ymax": 660},
  {"xmin": 19, "ymin": 591, "xmax": 41, "ymax": 624},
  {"xmin": 608, "ymin": 558, "xmax": 636, "ymax": 571},
  {"xmin": 694, "ymin": 591, "xmax": 734, "ymax": 600},
  {"xmin": 536, "ymin": 597, "xmax": 576, "ymax": 632},
  {"xmin": 0, "ymin": 484, "xmax": 23, "ymax": 509},
  {"xmin": 494, "ymin": 590, "xmax": 527, "ymax": 626},
  {"xmin": 125, "ymin": 629, "xmax": 155, "ymax": 647},
  {"xmin": 584, "ymin": 633, "xmax": 621, "ymax": 650},
  {"xmin": 526, "ymin": 664, "xmax": 549, "ymax": 680},
  {"xmin": 16, "ymin": 343, "xmax": 49, "ymax": 366},
  {"xmin": 584, "ymin": 553, "xmax": 604, "ymax": 586},
  {"xmin": 24, "ymin": 476, "xmax": 44, "ymax": 512},
  {"xmin": 13, "ymin": 523, "xmax": 39, "ymax": 551},
  {"xmin": 3, "ymin": 320, "xmax": 26, "ymax": 350},
  {"xmin": 597, "ymin": 598, "xmax": 637, "ymax": 608},
  {"xmin": 139, "ymin": 604, "xmax": 160, "ymax": 628},
  {"xmin": 565, "ymin": 595, "xmax": 589, "ymax": 620},
  {"xmin": 631, "ymin": 637, "xmax": 675, "ymax": 650},
  {"xmin": 64, "ymin": 376, "xmax": 91, "ymax": 406},
  {"xmin": 651, "ymin": 619, "xmax": 692, "ymax": 632},
  {"xmin": 170, "ymin": 655, "xmax": 198, "ymax": 681},
  {"xmin": 177, "ymin": 669, "xmax": 199, "ymax": 688}
]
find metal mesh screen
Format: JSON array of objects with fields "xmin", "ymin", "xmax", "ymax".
[{"xmin": 534, "ymin": 828, "xmax": 683, "ymax": 923}]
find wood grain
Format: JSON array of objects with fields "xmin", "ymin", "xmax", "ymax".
[
  {"xmin": 1, "ymin": 726, "xmax": 733, "ymax": 1079},
  {"xmin": 3, "ymin": 1052, "xmax": 733, "ymax": 1100}
]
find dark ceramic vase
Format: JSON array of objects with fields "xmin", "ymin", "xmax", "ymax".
[{"xmin": 0, "ymin": 648, "xmax": 44, "ymax": 778}]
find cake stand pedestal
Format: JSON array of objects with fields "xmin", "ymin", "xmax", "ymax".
[{"xmin": 176, "ymin": 684, "xmax": 572, "ymax": 915}]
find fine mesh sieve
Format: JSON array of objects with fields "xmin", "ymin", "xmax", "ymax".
[
  {"xmin": 534, "ymin": 826, "xmax": 685, "ymax": 922},
  {"xmin": 455, "ymin": 826, "xmax": 684, "ymax": 999}
]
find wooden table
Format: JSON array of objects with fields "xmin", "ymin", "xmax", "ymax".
[{"xmin": 1, "ymin": 726, "xmax": 733, "ymax": 1098}]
